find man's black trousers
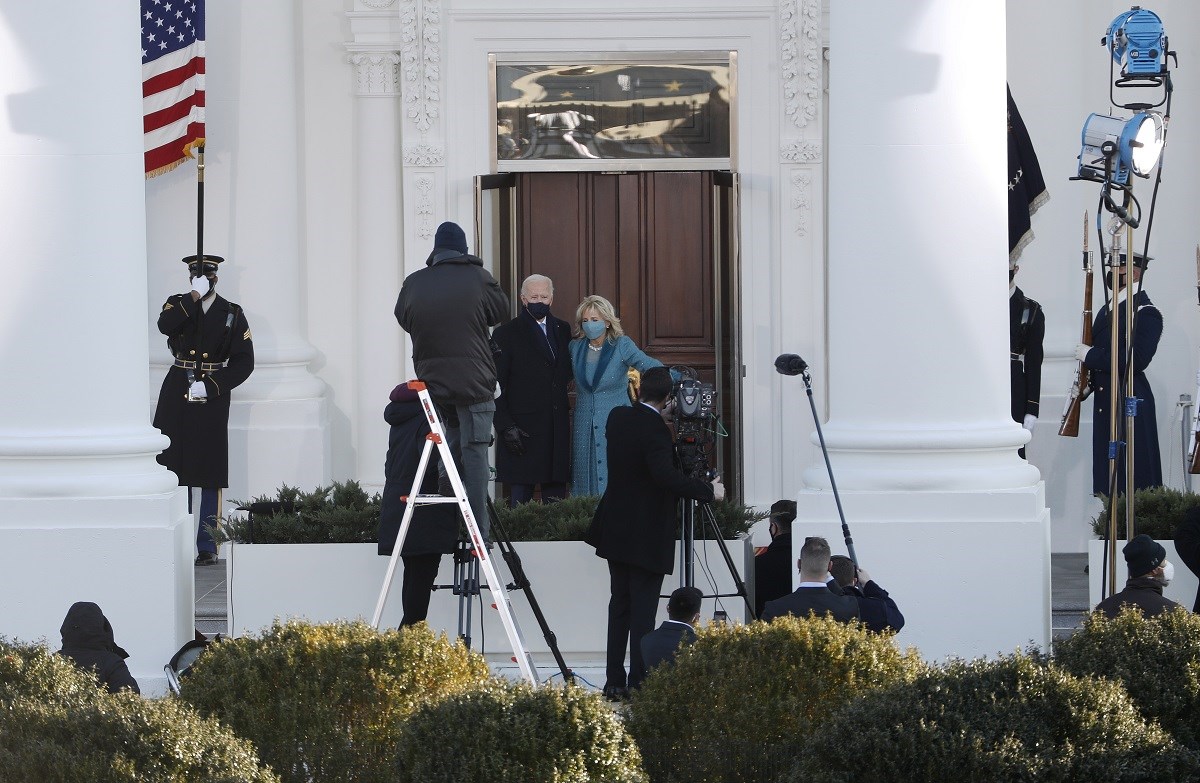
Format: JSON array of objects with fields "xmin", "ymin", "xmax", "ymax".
[{"xmin": 605, "ymin": 560, "xmax": 664, "ymax": 690}]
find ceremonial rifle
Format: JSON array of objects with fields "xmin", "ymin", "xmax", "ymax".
[
  {"xmin": 1059, "ymin": 211, "xmax": 1094, "ymax": 437},
  {"xmin": 1188, "ymin": 245, "xmax": 1200, "ymax": 473}
]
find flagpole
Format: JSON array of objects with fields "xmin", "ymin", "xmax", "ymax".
[{"xmin": 196, "ymin": 145, "xmax": 205, "ymax": 260}]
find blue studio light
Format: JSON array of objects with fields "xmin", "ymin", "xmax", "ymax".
[
  {"xmin": 1077, "ymin": 111, "xmax": 1165, "ymax": 185},
  {"xmin": 1106, "ymin": 7, "xmax": 1167, "ymax": 77}
]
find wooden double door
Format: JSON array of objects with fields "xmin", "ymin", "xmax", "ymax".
[{"xmin": 476, "ymin": 170, "xmax": 742, "ymax": 496}]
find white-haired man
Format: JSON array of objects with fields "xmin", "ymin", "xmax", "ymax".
[{"xmin": 491, "ymin": 274, "xmax": 573, "ymax": 506}]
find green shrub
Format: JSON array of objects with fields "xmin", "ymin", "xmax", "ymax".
[
  {"xmin": 1055, "ymin": 607, "xmax": 1200, "ymax": 750},
  {"xmin": 1090, "ymin": 486, "xmax": 1200, "ymax": 540},
  {"xmin": 179, "ymin": 620, "xmax": 491, "ymax": 783},
  {"xmin": 497, "ymin": 495, "xmax": 761, "ymax": 541},
  {"xmin": 625, "ymin": 615, "xmax": 923, "ymax": 783},
  {"xmin": 218, "ymin": 481, "xmax": 381, "ymax": 543},
  {"xmin": 0, "ymin": 639, "xmax": 278, "ymax": 783},
  {"xmin": 792, "ymin": 653, "xmax": 1200, "ymax": 783},
  {"xmin": 395, "ymin": 680, "xmax": 646, "ymax": 783}
]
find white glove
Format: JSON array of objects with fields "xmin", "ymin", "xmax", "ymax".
[
  {"xmin": 711, "ymin": 478, "xmax": 725, "ymax": 502},
  {"xmin": 190, "ymin": 276, "xmax": 211, "ymax": 297},
  {"xmin": 855, "ymin": 566, "xmax": 872, "ymax": 586},
  {"xmin": 1022, "ymin": 414, "xmax": 1037, "ymax": 432},
  {"xmin": 189, "ymin": 381, "xmax": 207, "ymax": 399},
  {"xmin": 1074, "ymin": 343, "xmax": 1091, "ymax": 363}
]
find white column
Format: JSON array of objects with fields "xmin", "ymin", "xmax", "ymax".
[
  {"xmin": 0, "ymin": 2, "xmax": 191, "ymax": 691},
  {"xmin": 794, "ymin": 0, "xmax": 1050, "ymax": 659},
  {"xmin": 349, "ymin": 51, "xmax": 404, "ymax": 489},
  {"xmin": 217, "ymin": 0, "xmax": 331, "ymax": 497}
]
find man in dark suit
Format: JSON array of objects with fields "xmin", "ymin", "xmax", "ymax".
[
  {"xmin": 761, "ymin": 536, "xmax": 859, "ymax": 623},
  {"xmin": 829, "ymin": 555, "xmax": 905, "ymax": 633},
  {"xmin": 153, "ymin": 254, "xmax": 254, "ymax": 566},
  {"xmin": 586, "ymin": 367, "xmax": 723, "ymax": 699},
  {"xmin": 641, "ymin": 586, "xmax": 702, "ymax": 673},
  {"xmin": 753, "ymin": 499, "xmax": 797, "ymax": 617},
  {"xmin": 492, "ymin": 274, "xmax": 573, "ymax": 506}
]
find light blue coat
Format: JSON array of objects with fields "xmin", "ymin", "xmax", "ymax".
[{"xmin": 569, "ymin": 335, "xmax": 663, "ymax": 496}]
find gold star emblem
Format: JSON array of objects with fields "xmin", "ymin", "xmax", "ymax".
[
  {"xmin": 664, "ymin": 80, "xmax": 683, "ymax": 92},
  {"xmin": 560, "ymin": 90, "xmax": 575, "ymax": 98}
]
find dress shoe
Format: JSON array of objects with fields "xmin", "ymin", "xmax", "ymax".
[
  {"xmin": 602, "ymin": 684, "xmax": 630, "ymax": 703},
  {"xmin": 195, "ymin": 551, "xmax": 219, "ymax": 566}
]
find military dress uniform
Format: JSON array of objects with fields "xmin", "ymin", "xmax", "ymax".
[
  {"xmin": 153, "ymin": 289, "xmax": 254, "ymax": 559},
  {"xmin": 1009, "ymin": 286, "xmax": 1044, "ymax": 459}
]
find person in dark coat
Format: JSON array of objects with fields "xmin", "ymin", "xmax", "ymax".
[
  {"xmin": 640, "ymin": 586, "xmax": 702, "ymax": 674},
  {"xmin": 1076, "ymin": 252, "xmax": 1162, "ymax": 497},
  {"xmin": 395, "ymin": 222, "xmax": 509, "ymax": 537},
  {"xmin": 492, "ymin": 274, "xmax": 572, "ymax": 506},
  {"xmin": 1095, "ymin": 534, "xmax": 1180, "ymax": 619},
  {"xmin": 753, "ymin": 500, "xmax": 797, "ymax": 618},
  {"xmin": 57, "ymin": 602, "xmax": 140, "ymax": 694},
  {"xmin": 153, "ymin": 255, "xmax": 255, "ymax": 566},
  {"xmin": 377, "ymin": 384, "xmax": 459, "ymax": 626},
  {"xmin": 585, "ymin": 367, "xmax": 721, "ymax": 698},
  {"xmin": 1009, "ymin": 262, "xmax": 1044, "ymax": 460},
  {"xmin": 829, "ymin": 555, "xmax": 905, "ymax": 633},
  {"xmin": 1173, "ymin": 505, "xmax": 1200, "ymax": 613},
  {"xmin": 761, "ymin": 537, "xmax": 859, "ymax": 623}
]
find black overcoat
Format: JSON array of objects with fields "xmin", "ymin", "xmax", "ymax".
[
  {"xmin": 377, "ymin": 396, "xmax": 458, "ymax": 557},
  {"xmin": 1083, "ymin": 290, "xmax": 1162, "ymax": 496},
  {"xmin": 585, "ymin": 404, "xmax": 714, "ymax": 575},
  {"xmin": 1009, "ymin": 286, "xmax": 1044, "ymax": 421},
  {"xmin": 491, "ymin": 310, "xmax": 572, "ymax": 485},
  {"xmin": 153, "ymin": 292, "xmax": 254, "ymax": 488}
]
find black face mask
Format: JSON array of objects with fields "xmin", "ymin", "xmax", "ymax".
[
  {"xmin": 526, "ymin": 302, "xmax": 551, "ymax": 319},
  {"xmin": 1009, "ymin": 269, "xmax": 1016, "ymax": 283}
]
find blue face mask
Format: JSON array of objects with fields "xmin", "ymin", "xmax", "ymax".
[{"xmin": 582, "ymin": 321, "xmax": 606, "ymax": 340}]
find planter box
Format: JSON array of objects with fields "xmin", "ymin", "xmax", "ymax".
[
  {"xmin": 227, "ymin": 539, "xmax": 751, "ymax": 663},
  {"xmin": 1086, "ymin": 540, "xmax": 1198, "ymax": 610}
]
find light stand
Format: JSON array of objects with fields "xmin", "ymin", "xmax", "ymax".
[{"xmin": 774, "ymin": 354, "xmax": 859, "ymax": 566}]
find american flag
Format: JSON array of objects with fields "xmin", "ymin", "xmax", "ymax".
[{"xmin": 141, "ymin": 0, "xmax": 205, "ymax": 178}]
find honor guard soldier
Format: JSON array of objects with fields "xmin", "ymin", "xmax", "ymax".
[
  {"xmin": 1009, "ymin": 261, "xmax": 1044, "ymax": 459},
  {"xmin": 153, "ymin": 255, "xmax": 254, "ymax": 565}
]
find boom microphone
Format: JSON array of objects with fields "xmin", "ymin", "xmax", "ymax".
[{"xmin": 774, "ymin": 354, "xmax": 808, "ymax": 376}]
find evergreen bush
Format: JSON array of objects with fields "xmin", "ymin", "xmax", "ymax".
[
  {"xmin": 178, "ymin": 620, "xmax": 491, "ymax": 783},
  {"xmin": 791, "ymin": 653, "xmax": 1200, "ymax": 783},
  {"xmin": 218, "ymin": 480, "xmax": 381, "ymax": 543},
  {"xmin": 394, "ymin": 680, "xmax": 646, "ymax": 783},
  {"xmin": 624, "ymin": 615, "xmax": 923, "ymax": 783},
  {"xmin": 497, "ymin": 495, "xmax": 762, "ymax": 541},
  {"xmin": 1055, "ymin": 606, "xmax": 1200, "ymax": 750},
  {"xmin": 0, "ymin": 639, "xmax": 278, "ymax": 783},
  {"xmin": 1090, "ymin": 486, "xmax": 1200, "ymax": 540}
]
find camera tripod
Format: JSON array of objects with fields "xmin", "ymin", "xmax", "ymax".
[
  {"xmin": 431, "ymin": 497, "xmax": 573, "ymax": 684},
  {"xmin": 676, "ymin": 497, "xmax": 756, "ymax": 620}
]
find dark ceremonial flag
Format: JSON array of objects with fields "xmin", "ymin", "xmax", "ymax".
[{"xmin": 1007, "ymin": 85, "xmax": 1048, "ymax": 262}]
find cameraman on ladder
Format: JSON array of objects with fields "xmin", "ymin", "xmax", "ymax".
[
  {"xmin": 585, "ymin": 366, "xmax": 724, "ymax": 701},
  {"xmin": 395, "ymin": 222, "xmax": 509, "ymax": 538}
]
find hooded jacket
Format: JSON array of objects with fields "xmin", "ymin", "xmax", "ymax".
[
  {"xmin": 57, "ymin": 602, "xmax": 140, "ymax": 694},
  {"xmin": 394, "ymin": 249, "xmax": 509, "ymax": 405}
]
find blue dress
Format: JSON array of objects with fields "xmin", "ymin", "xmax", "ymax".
[{"xmin": 570, "ymin": 335, "xmax": 663, "ymax": 496}]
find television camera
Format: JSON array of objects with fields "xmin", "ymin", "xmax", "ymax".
[{"xmin": 669, "ymin": 366, "xmax": 719, "ymax": 481}]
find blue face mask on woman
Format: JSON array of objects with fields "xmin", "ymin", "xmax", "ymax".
[{"xmin": 582, "ymin": 321, "xmax": 606, "ymax": 340}]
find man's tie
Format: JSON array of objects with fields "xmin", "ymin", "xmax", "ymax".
[{"xmin": 540, "ymin": 321, "xmax": 555, "ymax": 358}]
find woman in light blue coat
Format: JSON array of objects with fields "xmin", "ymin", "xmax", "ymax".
[{"xmin": 569, "ymin": 295, "xmax": 663, "ymax": 496}]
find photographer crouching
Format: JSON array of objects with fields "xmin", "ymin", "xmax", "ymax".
[{"xmin": 585, "ymin": 366, "xmax": 724, "ymax": 701}]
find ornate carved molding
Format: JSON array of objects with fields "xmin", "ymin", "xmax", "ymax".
[
  {"xmin": 403, "ymin": 143, "xmax": 445, "ymax": 166},
  {"xmin": 360, "ymin": 0, "xmax": 397, "ymax": 9},
  {"xmin": 780, "ymin": 140, "xmax": 822, "ymax": 164},
  {"xmin": 780, "ymin": 0, "xmax": 821, "ymax": 130},
  {"xmin": 414, "ymin": 175, "xmax": 435, "ymax": 239},
  {"xmin": 400, "ymin": 0, "xmax": 442, "ymax": 134},
  {"xmin": 349, "ymin": 52, "xmax": 401, "ymax": 96},
  {"xmin": 790, "ymin": 170, "xmax": 813, "ymax": 237}
]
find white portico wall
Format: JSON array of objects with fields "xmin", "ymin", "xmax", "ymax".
[
  {"xmin": 147, "ymin": 0, "xmax": 331, "ymax": 505},
  {"xmin": 0, "ymin": 2, "xmax": 191, "ymax": 691},
  {"xmin": 793, "ymin": 0, "xmax": 1052, "ymax": 660}
]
